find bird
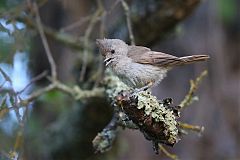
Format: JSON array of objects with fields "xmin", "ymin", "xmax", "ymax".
[{"xmin": 96, "ymin": 38, "xmax": 209, "ymax": 89}]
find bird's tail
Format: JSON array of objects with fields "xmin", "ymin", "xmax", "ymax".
[{"xmin": 177, "ymin": 55, "xmax": 209, "ymax": 65}]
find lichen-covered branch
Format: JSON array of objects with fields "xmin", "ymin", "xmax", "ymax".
[
  {"xmin": 93, "ymin": 69, "xmax": 208, "ymax": 155},
  {"xmin": 93, "ymin": 70, "xmax": 180, "ymax": 154}
]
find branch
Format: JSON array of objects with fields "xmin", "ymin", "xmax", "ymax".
[
  {"xmin": 93, "ymin": 71, "xmax": 180, "ymax": 153},
  {"xmin": 92, "ymin": 113, "xmax": 118, "ymax": 153},
  {"xmin": 33, "ymin": 2, "xmax": 57, "ymax": 80},
  {"xmin": 55, "ymin": 82, "xmax": 104, "ymax": 100},
  {"xmin": 17, "ymin": 15, "xmax": 85, "ymax": 50},
  {"xmin": 159, "ymin": 145, "xmax": 179, "ymax": 160},
  {"xmin": 16, "ymin": 70, "xmax": 48, "ymax": 94},
  {"xmin": 21, "ymin": 81, "xmax": 104, "ymax": 105},
  {"xmin": 21, "ymin": 83, "xmax": 56, "ymax": 104},
  {"xmin": 121, "ymin": 0, "xmax": 135, "ymax": 45},
  {"xmin": 178, "ymin": 122, "xmax": 204, "ymax": 134},
  {"xmin": 179, "ymin": 70, "xmax": 208, "ymax": 109},
  {"xmin": 0, "ymin": 67, "xmax": 12, "ymax": 84},
  {"xmin": 80, "ymin": 2, "xmax": 104, "ymax": 81},
  {"xmin": 60, "ymin": 15, "xmax": 92, "ymax": 32},
  {"xmin": 92, "ymin": 109, "xmax": 138, "ymax": 153}
]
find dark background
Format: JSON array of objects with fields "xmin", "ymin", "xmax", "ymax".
[{"xmin": 0, "ymin": 0, "xmax": 239, "ymax": 160}]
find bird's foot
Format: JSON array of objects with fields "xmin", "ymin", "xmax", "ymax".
[{"xmin": 130, "ymin": 82, "xmax": 154, "ymax": 96}]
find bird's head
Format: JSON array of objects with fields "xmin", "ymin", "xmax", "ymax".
[{"xmin": 96, "ymin": 38, "xmax": 128, "ymax": 66}]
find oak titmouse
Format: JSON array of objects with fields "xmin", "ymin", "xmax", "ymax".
[{"xmin": 96, "ymin": 39, "xmax": 209, "ymax": 88}]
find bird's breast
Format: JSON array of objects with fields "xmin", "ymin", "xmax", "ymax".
[{"xmin": 111, "ymin": 60, "xmax": 168, "ymax": 88}]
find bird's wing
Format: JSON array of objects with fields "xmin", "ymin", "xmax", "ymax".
[{"xmin": 127, "ymin": 46, "xmax": 182, "ymax": 67}]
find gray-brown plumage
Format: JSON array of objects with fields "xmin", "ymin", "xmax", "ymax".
[
  {"xmin": 96, "ymin": 38, "xmax": 209, "ymax": 88},
  {"xmin": 128, "ymin": 46, "xmax": 209, "ymax": 67}
]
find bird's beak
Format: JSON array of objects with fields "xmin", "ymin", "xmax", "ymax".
[{"xmin": 104, "ymin": 58, "xmax": 113, "ymax": 67}]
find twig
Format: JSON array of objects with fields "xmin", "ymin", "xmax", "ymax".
[
  {"xmin": 17, "ymin": 70, "xmax": 48, "ymax": 94},
  {"xmin": 159, "ymin": 145, "xmax": 179, "ymax": 160},
  {"xmin": 92, "ymin": 113, "xmax": 118, "ymax": 153},
  {"xmin": 99, "ymin": 12, "xmax": 106, "ymax": 38},
  {"xmin": 0, "ymin": 68, "xmax": 22, "ymax": 123},
  {"xmin": 120, "ymin": 0, "xmax": 135, "ymax": 45},
  {"xmin": 179, "ymin": 70, "xmax": 208, "ymax": 109},
  {"xmin": 0, "ymin": 80, "xmax": 7, "ymax": 89},
  {"xmin": 13, "ymin": 130, "xmax": 23, "ymax": 151},
  {"xmin": 21, "ymin": 80, "xmax": 104, "ymax": 105},
  {"xmin": 60, "ymin": 0, "xmax": 119, "ymax": 34},
  {"xmin": 21, "ymin": 83, "xmax": 56, "ymax": 104},
  {"xmin": 21, "ymin": 102, "xmax": 29, "ymax": 125},
  {"xmin": 60, "ymin": 15, "xmax": 92, "ymax": 32},
  {"xmin": 0, "ymin": 94, "xmax": 7, "ymax": 107},
  {"xmin": 12, "ymin": 95, "xmax": 22, "ymax": 124},
  {"xmin": 108, "ymin": 0, "xmax": 121, "ymax": 14},
  {"xmin": 0, "ymin": 68, "xmax": 12, "ymax": 84},
  {"xmin": 178, "ymin": 122, "xmax": 204, "ymax": 133},
  {"xmin": 55, "ymin": 82, "xmax": 104, "ymax": 100},
  {"xmin": 18, "ymin": 15, "xmax": 85, "ymax": 50},
  {"xmin": 79, "ymin": 1, "xmax": 104, "ymax": 81},
  {"xmin": 33, "ymin": 2, "xmax": 57, "ymax": 81}
]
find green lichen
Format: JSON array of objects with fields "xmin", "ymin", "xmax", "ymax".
[
  {"xmin": 104, "ymin": 69, "xmax": 130, "ymax": 100},
  {"xmin": 137, "ymin": 91, "xmax": 178, "ymax": 143},
  {"xmin": 103, "ymin": 69, "xmax": 179, "ymax": 144},
  {"xmin": 92, "ymin": 129, "xmax": 116, "ymax": 153}
]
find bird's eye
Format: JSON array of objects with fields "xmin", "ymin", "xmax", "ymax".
[{"xmin": 111, "ymin": 50, "xmax": 115, "ymax": 54}]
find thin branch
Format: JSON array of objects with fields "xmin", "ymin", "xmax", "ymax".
[
  {"xmin": 108, "ymin": 0, "xmax": 121, "ymax": 14},
  {"xmin": 17, "ymin": 70, "xmax": 48, "ymax": 94},
  {"xmin": 0, "ymin": 67, "xmax": 12, "ymax": 84},
  {"xmin": 0, "ymin": 68, "xmax": 22, "ymax": 123},
  {"xmin": 60, "ymin": 15, "xmax": 92, "ymax": 32},
  {"xmin": 121, "ymin": 0, "xmax": 135, "ymax": 45},
  {"xmin": 178, "ymin": 122, "xmax": 204, "ymax": 134},
  {"xmin": 21, "ymin": 83, "xmax": 56, "ymax": 105},
  {"xmin": 33, "ymin": 2, "xmax": 57, "ymax": 80},
  {"xmin": 159, "ymin": 145, "xmax": 179, "ymax": 160},
  {"xmin": 13, "ymin": 131, "xmax": 23, "ymax": 151},
  {"xmin": 21, "ymin": 80, "xmax": 104, "ymax": 106},
  {"xmin": 18, "ymin": 15, "xmax": 85, "ymax": 50},
  {"xmin": 0, "ymin": 94, "xmax": 7, "ymax": 107},
  {"xmin": 179, "ymin": 70, "xmax": 208, "ymax": 109},
  {"xmin": 60, "ymin": 0, "xmax": 119, "ymax": 34},
  {"xmin": 80, "ymin": 2, "xmax": 104, "ymax": 81},
  {"xmin": 55, "ymin": 82, "xmax": 104, "ymax": 100},
  {"xmin": 12, "ymin": 95, "xmax": 22, "ymax": 124},
  {"xmin": 0, "ymin": 80, "xmax": 7, "ymax": 89},
  {"xmin": 99, "ymin": 12, "xmax": 106, "ymax": 38}
]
